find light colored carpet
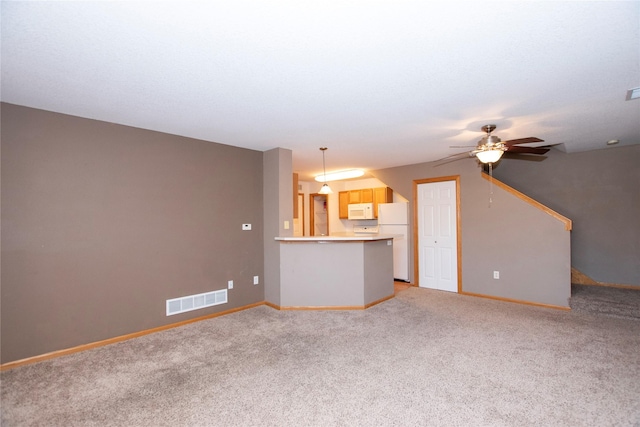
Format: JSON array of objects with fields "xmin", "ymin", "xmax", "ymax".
[
  {"xmin": 571, "ymin": 284, "xmax": 640, "ymax": 320},
  {"xmin": 2, "ymin": 287, "xmax": 640, "ymax": 426}
]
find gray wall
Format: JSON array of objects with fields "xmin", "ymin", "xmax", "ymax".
[
  {"xmin": 263, "ymin": 148, "xmax": 293, "ymax": 306},
  {"xmin": 493, "ymin": 145, "xmax": 639, "ymax": 287},
  {"xmin": 373, "ymin": 158, "xmax": 571, "ymax": 307},
  {"xmin": 1, "ymin": 103, "xmax": 265, "ymax": 363}
]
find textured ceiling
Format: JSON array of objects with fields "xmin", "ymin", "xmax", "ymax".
[{"xmin": 2, "ymin": 1, "xmax": 639, "ymax": 181}]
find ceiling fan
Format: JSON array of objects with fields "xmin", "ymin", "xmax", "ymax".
[{"xmin": 440, "ymin": 124, "xmax": 552, "ymax": 164}]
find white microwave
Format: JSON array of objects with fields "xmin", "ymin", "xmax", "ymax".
[{"xmin": 348, "ymin": 203, "xmax": 374, "ymax": 220}]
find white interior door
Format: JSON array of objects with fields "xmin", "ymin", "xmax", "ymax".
[{"xmin": 418, "ymin": 180, "xmax": 458, "ymax": 292}]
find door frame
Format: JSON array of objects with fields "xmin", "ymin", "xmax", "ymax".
[
  {"xmin": 413, "ymin": 175, "xmax": 462, "ymax": 292},
  {"xmin": 293, "ymin": 193, "xmax": 306, "ymax": 236},
  {"xmin": 298, "ymin": 193, "xmax": 305, "ymax": 236}
]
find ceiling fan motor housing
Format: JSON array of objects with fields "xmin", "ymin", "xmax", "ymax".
[{"xmin": 479, "ymin": 135, "xmax": 504, "ymax": 150}]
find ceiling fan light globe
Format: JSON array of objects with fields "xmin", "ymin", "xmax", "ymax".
[{"xmin": 476, "ymin": 149, "xmax": 504, "ymax": 164}]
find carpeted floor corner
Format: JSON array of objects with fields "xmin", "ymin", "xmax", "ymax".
[{"xmin": 570, "ymin": 284, "xmax": 640, "ymax": 320}]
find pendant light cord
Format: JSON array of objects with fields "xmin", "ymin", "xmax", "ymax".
[
  {"xmin": 320, "ymin": 147, "xmax": 328, "ymax": 183},
  {"xmin": 322, "ymin": 149, "xmax": 327, "ymax": 181},
  {"xmin": 318, "ymin": 147, "xmax": 332, "ymax": 194}
]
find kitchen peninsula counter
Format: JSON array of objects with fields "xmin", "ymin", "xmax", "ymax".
[
  {"xmin": 275, "ymin": 235, "xmax": 394, "ymax": 309},
  {"xmin": 275, "ymin": 233, "xmax": 396, "ymax": 241}
]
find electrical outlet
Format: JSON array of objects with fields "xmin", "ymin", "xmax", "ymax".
[
  {"xmin": 228, "ymin": 280, "xmax": 234, "ymax": 289},
  {"xmin": 284, "ymin": 220, "xmax": 290, "ymax": 230},
  {"xmin": 253, "ymin": 276, "xmax": 259, "ymax": 285},
  {"xmin": 493, "ymin": 271, "xmax": 500, "ymax": 279},
  {"xmin": 242, "ymin": 224, "xmax": 251, "ymax": 231}
]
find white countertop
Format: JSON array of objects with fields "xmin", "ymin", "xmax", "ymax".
[{"xmin": 275, "ymin": 233, "xmax": 396, "ymax": 242}]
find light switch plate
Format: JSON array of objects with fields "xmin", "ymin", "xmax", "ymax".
[{"xmin": 242, "ymin": 224, "xmax": 251, "ymax": 230}]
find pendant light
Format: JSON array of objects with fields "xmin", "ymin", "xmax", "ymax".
[{"xmin": 318, "ymin": 147, "xmax": 333, "ymax": 194}]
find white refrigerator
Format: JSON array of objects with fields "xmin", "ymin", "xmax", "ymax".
[{"xmin": 378, "ymin": 202, "xmax": 410, "ymax": 282}]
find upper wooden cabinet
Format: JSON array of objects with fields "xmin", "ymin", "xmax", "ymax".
[
  {"xmin": 339, "ymin": 191, "xmax": 350, "ymax": 219},
  {"xmin": 348, "ymin": 188, "xmax": 373, "ymax": 204},
  {"xmin": 362, "ymin": 189, "xmax": 374, "ymax": 203},
  {"xmin": 338, "ymin": 187, "xmax": 393, "ymax": 219},
  {"xmin": 348, "ymin": 191, "xmax": 360, "ymax": 204},
  {"xmin": 373, "ymin": 187, "xmax": 393, "ymax": 218}
]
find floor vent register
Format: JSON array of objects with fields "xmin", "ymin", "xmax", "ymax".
[{"xmin": 166, "ymin": 289, "xmax": 228, "ymax": 316}]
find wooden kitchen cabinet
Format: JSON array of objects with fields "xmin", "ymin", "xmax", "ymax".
[
  {"xmin": 338, "ymin": 187, "xmax": 393, "ymax": 219},
  {"xmin": 348, "ymin": 190, "xmax": 361, "ymax": 204},
  {"xmin": 339, "ymin": 191, "xmax": 349, "ymax": 219},
  {"xmin": 348, "ymin": 188, "xmax": 373, "ymax": 204},
  {"xmin": 373, "ymin": 187, "xmax": 393, "ymax": 218}
]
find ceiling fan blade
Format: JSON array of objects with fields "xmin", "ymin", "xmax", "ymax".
[
  {"xmin": 502, "ymin": 152, "xmax": 548, "ymax": 162},
  {"xmin": 434, "ymin": 151, "xmax": 473, "ymax": 164},
  {"xmin": 506, "ymin": 145, "xmax": 550, "ymax": 155},
  {"xmin": 449, "ymin": 145, "xmax": 478, "ymax": 148},
  {"xmin": 504, "ymin": 137, "xmax": 544, "ymax": 147}
]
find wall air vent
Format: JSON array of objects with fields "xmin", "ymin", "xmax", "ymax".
[
  {"xmin": 626, "ymin": 87, "xmax": 640, "ymax": 101},
  {"xmin": 166, "ymin": 289, "xmax": 227, "ymax": 316}
]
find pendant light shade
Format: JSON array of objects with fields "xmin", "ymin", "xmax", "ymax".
[
  {"xmin": 318, "ymin": 183, "xmax": 333, "ymax": 194},
  {"xmin": 318, "ymin": 147, "xmax": 333, "ymax": 194}
]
